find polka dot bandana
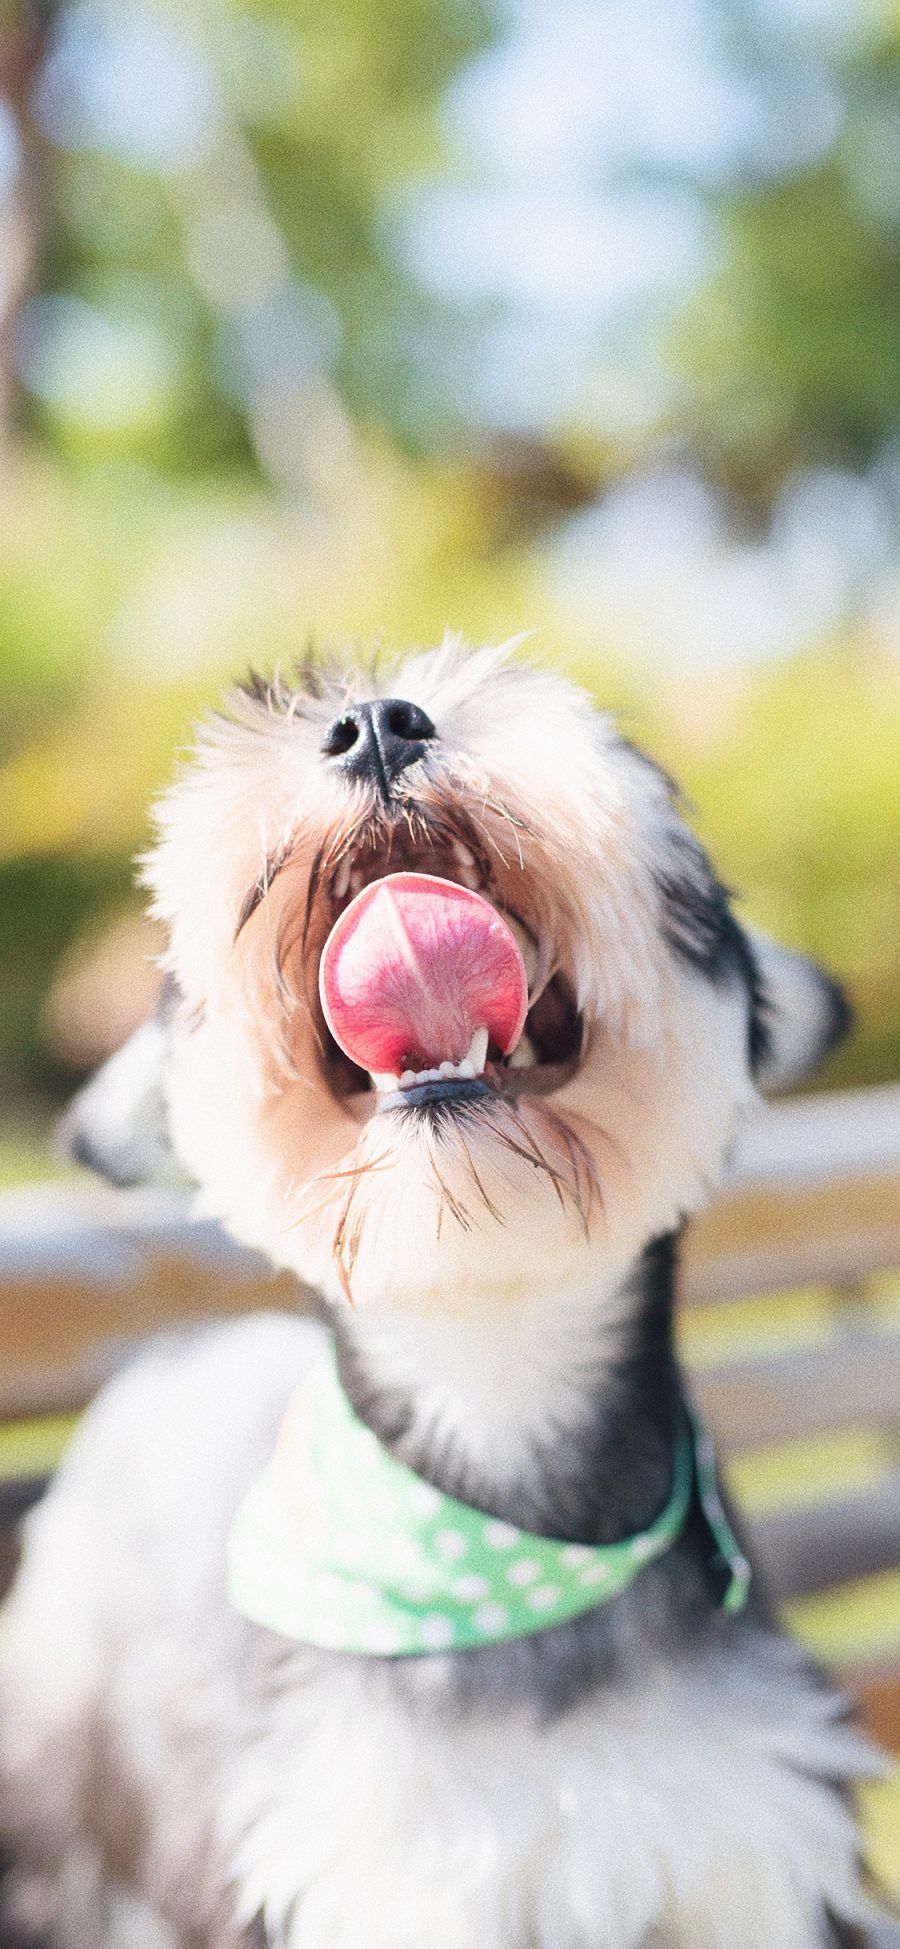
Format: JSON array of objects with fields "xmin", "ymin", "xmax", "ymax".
[{"xmin": 227, "ymin": 1346, "xmax": 750, "ymax": 1657}]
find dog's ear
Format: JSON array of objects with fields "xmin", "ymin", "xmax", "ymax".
[
  {"xmin": 748, "ymin": 931, "xmax": 852, "ymax": 1093},
  {"xmin": 56, "ymin": 980, "xmax": 191, "ymax": 1189}
]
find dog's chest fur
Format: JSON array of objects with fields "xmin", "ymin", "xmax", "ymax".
[{"xmin": 226, "ymin": 1623, "xmax": 871, "ymax": 1949}]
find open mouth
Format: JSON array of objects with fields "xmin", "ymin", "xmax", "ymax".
[{"xmin": 310, "ymin": 832, "xmax": 583, "ymax": 1112}]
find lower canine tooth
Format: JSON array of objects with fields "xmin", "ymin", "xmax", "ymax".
[
  {"xmin": 464, "ymin": 1026, "xmax": 489, "ymax": 1074},
  {"xmin": 507, "ymin": 1032, "xmax": 536, "ymax": 1070},
  {"xmin": 333, "ymin": 856, "xmax": 352, "ymax": 901},
  {"xmin": 371, "ymin": 1071, "xmax": 401, "ymax": 1090}
]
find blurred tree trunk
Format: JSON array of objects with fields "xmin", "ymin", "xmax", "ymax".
[{"xmin": 0, "ymin": 2, "xmax": 49, "ymax": 444}]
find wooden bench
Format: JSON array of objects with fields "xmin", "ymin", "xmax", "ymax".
[{"xmin": 1, "ymin": 1083, "xmax": 899, "ymax": 1893}]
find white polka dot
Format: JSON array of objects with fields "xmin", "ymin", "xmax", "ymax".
[
  {"xmin": 561, "ymin": 1544, "xmax": 592, "ymax": 1567},
  {"xmin": 434, "ymin": 1528, "xmax": 467, "ymax": 1562},
  {"xmin": 451, "ymin": 1573, "xmax": 490, "ymax": 1602},
  {"xmin": 483, "ymin": 1520, "xmax": 519, "ymax": 1551},
  {"xmin": 473, "ymin": 1601, "xmax": 509, "ymax": 1635},
  {"xmin": 507, "ymin": 1558, "xmax": 541, "ymax": 1588},
  {"xmin": 632, "ymin": 1534, "xmax": 659, "ymax": 1562},
  {"xmin": 526, "ymin": 1583, "xmax": 561, "ymax": 1612},
  {"xmin": 410, "ymin": 1482, "xmax": 442, "ymax": 1517},
  {"xmin": 579, "ymin": 1561, "xmax": 610, "ymax": 1587},
  {"xmin": 419, "ymin": 1614, "xmax": 455, "ymax": 1650}
]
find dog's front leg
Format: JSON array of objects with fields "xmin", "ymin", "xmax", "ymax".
[{"xmin": 0, "ymin": 1853, "xmax": 180, "ymax": 1949}]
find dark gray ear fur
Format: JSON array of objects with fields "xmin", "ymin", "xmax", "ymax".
[
  {"xmin": 646, "ymin": 789, "xmax": 850, "ymax": 1091},
  {"xmin": 56, "ymin": 979, "xmax": 190, "ymax": 1189},
  {"xmin": 747, "ymin": 930, "xmax": 852, "ymax": 1093}
]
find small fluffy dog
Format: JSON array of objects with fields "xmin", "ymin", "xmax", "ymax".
[{"xmin": 0, "ymin": 639, "xmax": 895, "ymax": 1949}]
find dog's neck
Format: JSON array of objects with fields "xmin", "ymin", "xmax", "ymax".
[{"xmin": 332, "ymin": 1235, "xmax": 682, "ymax": 1546}]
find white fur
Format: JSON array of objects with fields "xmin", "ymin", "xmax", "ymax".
[
  {"xmin": 225, "ymin": 1633, "xmax": 877, "ymax": 1949},
  {"xmin": 58, "ymin": 1015, "xmax": 188, "ymax": 1189},
  {"xmin": 750, "ymin": 931, "xmax": 842, "ymax": 1091}
]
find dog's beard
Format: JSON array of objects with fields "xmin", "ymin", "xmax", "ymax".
[{"xmin": 294, "ymin": 1091, "xmax": 600, "ymax": 1308}]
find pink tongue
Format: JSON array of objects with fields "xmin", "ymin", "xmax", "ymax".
[{"xmin": 319, "ymin": 873, "xmax": 528, "ymax": 1075}]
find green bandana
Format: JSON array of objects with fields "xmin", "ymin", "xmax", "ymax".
[{"xmin": 227, "ymin": 1346, "xmax": 750, "ymax": 1657}]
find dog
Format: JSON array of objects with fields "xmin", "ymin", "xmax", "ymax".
[{"xmin": 0, "ymin": 636, "xmax": 895, "ymax": 1949}]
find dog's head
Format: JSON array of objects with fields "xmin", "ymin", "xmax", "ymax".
[{"xmin": 69, "ymin": 640, "xmax": 850, "ymax": 1316}]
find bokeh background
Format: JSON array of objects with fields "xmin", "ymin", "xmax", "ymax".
[{"xmin": 2, "ymin": 0, "xmax": 900, "ymax": 1172}]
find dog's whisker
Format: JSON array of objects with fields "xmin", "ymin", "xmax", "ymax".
[
  {"xmin": 234, "ymin": 832, "xmax": 304, "ymax": 942},
  {"xmin": 559, "ymin": 1093, "xmax": 630, "ymax": 1162},
  {"xmin": 451, "ymin": 1124, "xmax": 506, "ymax": 1227},
  {"xmin": 310, "ymin": 1154, "xmax": 395, "ymax": 1189},
  {"xmin": 549, "ymin": 1118, "xmax": 597, "ymax": 1238},
  {"xmin": 290, "ymin": 1154, "xmax": 396, "ymax": 1230}
]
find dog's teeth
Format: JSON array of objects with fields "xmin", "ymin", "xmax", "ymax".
[
  {"xmin": 464, "ymin": 1027, "xmax": 489, "ymax": 1075},
  {"xmin": 452, "ymin": 842, "xmax": 480, "ymax": 891},
  {"xmin": 370, "ymin": 1071, "xmax": 401, "ymax": 1091},
  {"xmin": 393, "ymin": 1041, "xmax": 487, "ymax": 1091},
  {"xmin": 507, "ymin": 1031, "xmax": 536, "ymax": 1070},
  {"xmin": 333, "ymin": 856, "xmax": 352, "ymax": 901},
  {"xmin": 349, "ymin": 867, "xmax": 364, "ymax": 897}
]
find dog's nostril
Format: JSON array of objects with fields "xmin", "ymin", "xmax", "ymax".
[
  {"xmin": 386, "ymin": 702, "xmax": 435, "ymax": 742},
  {"xmin": 321, "ymin": 715, "xmax": 361, "ymax": 758}
]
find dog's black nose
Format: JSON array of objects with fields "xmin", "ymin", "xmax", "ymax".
[{"xmin": 321, "ymin": 698, "xmax": 436, "ymax": 796}]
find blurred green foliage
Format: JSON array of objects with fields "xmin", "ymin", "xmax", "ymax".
[
  {"xmin": 1, "ymin": 0, "xmax": 900, "ymax": 1156},
  {"xmin": 677, "ymin": 10, "xmax": 900, "ymax": 497},
  {"xmin": 649, "ymin": 650, "xmax": 900, "ymax": 1091}
]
